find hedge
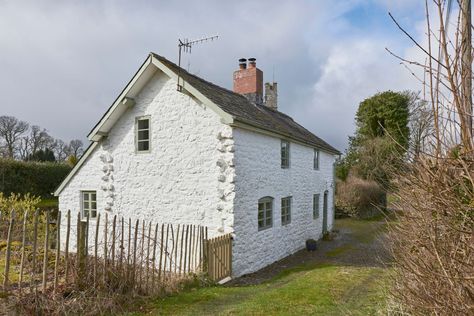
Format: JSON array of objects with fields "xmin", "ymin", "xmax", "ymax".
[
  {"xmin": 335, "ymin": 176, "xmax": 387, "ymax": 219},
  {"xmin": 0, "ymin": 159, "xmax": 71, "ymax": 198}
]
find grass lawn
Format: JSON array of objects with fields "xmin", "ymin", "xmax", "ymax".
[
  {"xmin": 130, "ymin": 218, "xmax": 391, "ymax": 316},
  {"xmin": 141, "ymin": 265, "xmax": 389, "ymax": 316}
]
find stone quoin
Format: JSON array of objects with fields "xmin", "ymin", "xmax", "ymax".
[{"xmin": 55, "ymin": 53, "xmax": 340, "ymax": 277}]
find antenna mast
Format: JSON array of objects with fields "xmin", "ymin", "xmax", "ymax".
[{"xmin": 177, "ymin": 35, "xmax": 219, "ymax": 91}]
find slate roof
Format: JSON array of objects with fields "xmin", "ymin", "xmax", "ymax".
[{"xmin": 153, "ymin": 53, "xmax": 340, "ymax": 155}]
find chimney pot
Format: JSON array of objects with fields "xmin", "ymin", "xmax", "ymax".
[
  {"xmin": 248, "ymin": 57, "xmax": 256, "ymax": 68},
  {"xmin": 238, "ymin": 58, "xmax": 247, "ymax": 69}
]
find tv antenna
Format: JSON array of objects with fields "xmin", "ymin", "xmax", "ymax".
[{"xmin": 177, "ymin": 35, "xmax": 219, "ymax": 91}]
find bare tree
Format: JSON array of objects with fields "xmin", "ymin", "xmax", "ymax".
[
  {"xmin": 0, "ymin": 116, "xmax": 29, "ymax": 158},
  {"xmin": 28, "ymin": 125, "xmax": 53, "ymax": 155},
  {"xmin": 408, "ymin": 94, "xmax": 434, "ymax": 160},
  {"xmin": 52, "ymin": 139, "xmax": 71, "ymax": 161},
  {"xmin": 387, "ymin": 1, "xmax": 474, "ymax": 314},
  {"xmin": 69, "ymin": 139, "xmax": 84, "ymax": 159}
]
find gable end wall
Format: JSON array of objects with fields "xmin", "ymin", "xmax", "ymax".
[{"xmin": 58, "ymin": 71, "xmax": 235, "ymax": 250}]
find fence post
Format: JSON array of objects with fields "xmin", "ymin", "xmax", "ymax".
[
  {"xmin": 42, "ymin": 210, "xmax": 50, "ymax": 293},
  {"xmin": 119, "ymin": 217, "xmax": 124, "ymax": 278},
  {"xmin": 139, "ymin": 219, "xmax": 145, "ymax": 289},
  {"xmin": 111, "ymin": 215, "xmax": 117, "ymax": 268},
  {"xmin": 151, "ymin": 223, "xmax": 158, "ymax": 291},
  {"xmin": 30, "ymin": 209, "xmax": 39, "ymax": 293},
  {"xmin": 3, "ymin": 209, "xmax": 15, "ymax": 291},
  {"xmin": 19, "ymin": 210, "xmax": 28, "ymax": 293},
  {"xmin": 174, "ymin": 224, "xmax": 180, "ymax": 276},
  {"xmin": 145, "ymin": 221, "xmax": 151, "ymax": 293},
  {"xmin": 94, "ymin": 213, "xmax": 101, "ymax": 288},
  {"xmin": 158, "ymin": 224, "xmax": 164, "ymax": 282},
  {"xmin": 103, "ymin": 212, "xmax": 108, "ymax": 286},
  {"xmin": 132, "ymin": 219, "xmax": 139, "ymax": 288},
  {"xmin": 179, "ymin": 226, "xmax": 185, "ymax": 276},
  {"xmin": 168, "ymin": 224, "xmax": 174, "ymax": 274},
  {"xmin": 229, "ymin": 234, "xmax": 233, "ymax": 277},
  {"xmin": 65, "ymin": 210, "xmax": 71, "ymax": 284},
  {"xmin": 53, "ymin": 211, "xmax": 61, "ymax": 293}
]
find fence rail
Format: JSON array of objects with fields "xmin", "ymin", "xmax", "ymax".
[{"xmin": 0, "ymin": 209, "xmax": 217, "ymax": 296}]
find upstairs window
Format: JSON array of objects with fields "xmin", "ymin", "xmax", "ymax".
[
  {"xmin": 258, "ymin": 197, "xmax": 273, "ymax": 230},
  {"xmin": 313, "ymin": 194, "xmax": 320, "ymax": 219},
  {"xmin": 314, "ymin": 149, "xmax": 320, "ymax": 170},
  {"xmin": 281, "ymin": 140, "xmax": 290, "ymax": 168},
  {"xmin": 136, "ymin": 116, "xmax": 150, "ymax": 152},
  {"xmin": 281, "ymin": 196, "xmax": 292, "ymax": 225},
  {"xmin": 82, "ymin": 191, "xmax": 97, "ymax": 219}
]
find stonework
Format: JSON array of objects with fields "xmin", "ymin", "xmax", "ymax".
[
  {"xmin": 59, "ymin": 71, "xmax": 235, "ymax": 240},
  {"xmin": 232, "ymin": 128, "xmax": 336, "ymax": 276},
  {"xmin": 58, "ymin": 66, "xmax": 336, "ymax": 277}
]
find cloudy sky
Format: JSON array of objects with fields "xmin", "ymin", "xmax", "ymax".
[{"xmin": 0, "ymin": 0, "xmax": 427, "ymax": 151}]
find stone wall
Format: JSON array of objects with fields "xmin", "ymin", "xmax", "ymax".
[
  {"xmin": 58, "ymin": 70, "xmax": 235, "ymax": 249},
  {"xmin": 232, "ymin": 128, "xmax": 336, "ymax": 276}
]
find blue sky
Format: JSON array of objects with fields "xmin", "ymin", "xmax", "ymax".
[{"xmin": 0, "ymin": 0, "xmax": 427, "ymax": 151}]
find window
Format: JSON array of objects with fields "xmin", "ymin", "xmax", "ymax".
[
  {"xmin": 281, "ymin": 196, "xmax": 292, "ymax": 225},
  {"xmin": 82, "ymin": 191, "xmax": 97, "ymax": 219},
  {"xmin": 136, "ymin": 117, "xmax": 150, "ymax": 152},
  {"xmin": 258, "ymin": 197, "xmax": 273, "ymax": 230},
  {"xmin": 314, "ymin": 149, "xmax": 320, "ymax": 170},
  {"xmin": 313, "ymin": 194, "xmax": 320, "ymax": 219},
  {"xmin": 281, "ymin": 140, "xmax": 290, "ymax": 168}
]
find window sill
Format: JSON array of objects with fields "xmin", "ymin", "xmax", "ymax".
[{"xmin": 258, "ymin": 226, "xmax": 272, "ymax": 232}]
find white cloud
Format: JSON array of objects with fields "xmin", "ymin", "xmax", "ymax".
[{"xmin": 0, "ymin": 0, "xmax": 426, "ymax": 151}]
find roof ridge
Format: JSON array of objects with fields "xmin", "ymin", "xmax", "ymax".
[
  {"xmin": 151, "ymin": 52, "xmax": 340, "ymax": 154},
  {"xmin": 152, "ymin": 52, "xmax": 294, "ymax": 118},
  {"xmin": 151, "ymin": 52, "xmax": 247, "ymax": 100}
]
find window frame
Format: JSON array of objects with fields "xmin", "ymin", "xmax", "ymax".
[
  {"xmin": 281, "ymin": 196, "xmax": 292, "ymax": 226},
  {"xmin": 135, "ymin": 116, "xmax": 151, "ymax": 153},
  {"xmin": 314, "ymin": 148, "xmax": 320, "ymax": 170},
  {"xmin": 313, "ymin": 193, "xmax": 320, "ymax": 219},
  {"xmin": 81, "ymin": 190, "xmax": 97, "ymax": 220},
  {"xmin": 258, "ymin": 196, "xmax": 274, "ymax": 231},
  {"xmin": 281, "ymin": 140, "xmax": 290, "ymax": 169}
]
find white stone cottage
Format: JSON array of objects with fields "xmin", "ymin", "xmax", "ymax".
[{"xmin": 54, "ymin": 53, "xmax": 340, "ymax": 277}]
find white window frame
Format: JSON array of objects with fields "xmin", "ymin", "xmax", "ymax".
[
  {"xmin": 135, "ymin": 116, "xmax": 151, "ymax": 153},
  {"xmin": 81, "ymin": 191, "xmax": 97, "ymax": 220},
  {"xmin": 281, "ymin": 196, "xmax": 292, "ymax": 225},
  {"xmin": 314, "ymin": 149, "xmax": 320, "ymax": 170},
  {"xmin": 281, "ymin": 140, "xmax": 290, "ymax": 169},
  {"xmin": 258, "ymin": 197, "xmax": 273, "ymax": 231},
  {"xmin": 313, "ymin": 193, "xmax": 320, "ymax": 219}
]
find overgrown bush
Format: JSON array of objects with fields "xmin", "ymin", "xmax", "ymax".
[
  {"xmin": 335, "ymin": 176, "xmax": 386, "ymax": 219},
  {"xmin": 0, "ymin": 192, "xmax": 45, "ymax": 240},
  {"xmin": 0, "ymin": 158, "xmax": 71, "ymax": 198},
  {"xmin": 389, "ymin": 157, "xmax": 473, "ymax": 315}
]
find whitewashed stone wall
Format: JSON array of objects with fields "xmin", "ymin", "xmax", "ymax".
[
  {"xmin": 58, "ymin": 71, "xmax": 235, "ymax": 249},
  {"xmin": 232, "ymin": 128, "xmax": 336, "ymax": 276}
]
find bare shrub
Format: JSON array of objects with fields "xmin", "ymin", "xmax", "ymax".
[
  {"xmin": 389, "ymin": 157, "xmax": 474, "ymax": 315},
  {"xmin": 336, "ymin": 176, "xmax": 386, "ymax": 219}
]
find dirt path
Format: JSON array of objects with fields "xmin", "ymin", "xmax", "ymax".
[{"xmin": 228, "ymin": 218, "xmax": 391, "ymax": 286}]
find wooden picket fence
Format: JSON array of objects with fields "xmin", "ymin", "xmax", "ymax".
[
  {"xmin": 206, "ymin": 233, "xmax": 232, "ymax": 282},
  {"xmin": 0, "ymin": 209, "xmax": 230, "ymax": 296}
]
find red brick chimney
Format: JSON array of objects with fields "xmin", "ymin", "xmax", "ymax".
[{"xmin": 233, "ymin": 58, "xmax": 263, "ymax": 104}]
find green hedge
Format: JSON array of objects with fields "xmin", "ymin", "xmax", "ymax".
[{"xmin": 0, "ymin": 159, "xmax": 71, "ymax": 198}]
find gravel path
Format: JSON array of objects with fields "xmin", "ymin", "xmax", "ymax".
[{"xmin": 228, "ymin": 218, "xmax": 391, "ymax": 286}]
